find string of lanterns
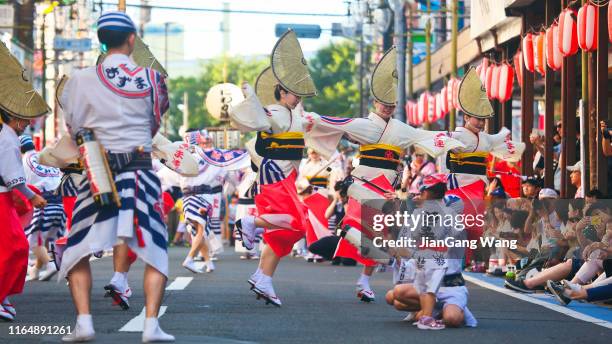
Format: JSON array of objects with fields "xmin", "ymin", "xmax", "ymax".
[{"xmin": 405, "ymin": 0, "xmax": 609, "ymax": 127}]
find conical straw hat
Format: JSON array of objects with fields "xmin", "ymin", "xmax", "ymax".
[
  {"xmin": 0, "ymin": 41, "xmax": 49, "ymax": 119},
  {"xmin": 370, "ymin": 46, "xmax": 397, "ymax": 106},
  {"xmin": 97, "ymin": 35, "xmax": 168, "ymax": 77},
  {"xmin": 132, "ymin": 35, "xmax": 168, "ymax": 77},
  {"xmin": 271, "ymin": 29, "xmax": 317, "ymax": 97},
  {"xmin": 255, "ymin": 66, "xmax": 277, "ymax": 106},
  {"xmin": 457, "ymin": 67, "xmax": 494, "ymax": 119},
  {"xmin": 55, "ymin": 74, "xmax": 69, "ymax": 109}
]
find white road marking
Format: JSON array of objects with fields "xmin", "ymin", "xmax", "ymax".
[
  {"xmin": 464, "ymin": 275, "xmax": 612, "ymax": 330},
  {"xmin": 166, "ymin": 276, "xmax": 194, "ymax": 290},
  {"xmin": 119, "ymin": 306, "xmax": 168, "ymax": 332}
]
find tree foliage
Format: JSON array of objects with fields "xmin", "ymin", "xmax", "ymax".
[
  {"xmin": 165, "ymin": 40, "xmax": 360, "ymax": 141},
  {"xmin": 166, "ymin": 56, "xmax": 267, "ymax": 140},
  {"xmin": 305, "ymin": 40, "xmax": 359, "ymax": 117}
]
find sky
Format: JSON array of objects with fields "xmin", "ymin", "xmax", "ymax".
[{"xmin": 118, "ymin": 0, "xmax": 350, "ymax": 60}]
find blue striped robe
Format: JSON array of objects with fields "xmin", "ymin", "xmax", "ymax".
[{"xmin": 59, "ymin": 170, "xmax": 168, "ymax": 278}]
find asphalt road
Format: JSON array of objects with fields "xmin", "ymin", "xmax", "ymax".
[{"xmin": 1, "ymin": 247, "xmax": 610, "ymax": 343}]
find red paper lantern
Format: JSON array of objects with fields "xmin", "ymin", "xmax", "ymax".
[
  {"xmin": 534, "ymin": 31, "xmax": 546, "ymax": 76},
  {"xmin": 492, "ymin": 64, "xmax": 502, "ymax": 100},
  {"xmin": 441, "ymin": 86, "xmax": 448, "ymax": 115},
  {"xmin": 522, "ymin": 33, "xmax": 535, "ymax": 72},
  {"xmin": 577, "ymin": 2, "xmax": 598, "ymax": 52},
  {"xmin": 608, "ymin": 1, "xmax": 612, "ymax": 43},
  {"xmin": 418, "ymin": 92, "xmax": 429, "ymax": 124},
  {"xmin": 558, "ymin": 8, "xmax": 578, "ymax": 57},
  {"xmin": 546, "ymin": 23, "xmax": 562, "ymax": 71},
  {"xmin": 514, "ymin": 50, "xmax": 523, "ymax": 88},
  {"xmin": 479, "ymin": 57, "xmax": 489, "ymax": 84},
  {"xmin": 446, "ymin": 81, "xmax": 454, "ymax": 112},
  {"xmin": 485, "ymin": 65, "xmax": 494, "ymax": 99},
  {"xmin": 498, "ymin": 63, "xmax": 514, "ymax": 103},
  {"xmin": 429, "ymin": 94, "xmax": 437, "ymax": 123},
  {"xmin": 452, "ymin": 78, "xmax": 460, "ymax": 110}
]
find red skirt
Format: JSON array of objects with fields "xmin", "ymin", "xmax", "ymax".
[
  {"xmin": 335, "ymin": 174, "xmax": 395, "ymax": 267},
  {"xmin": 0, "ymin": 192, "xmax": 29, "ymax": 301},
  {"xmin": 446, "ymin": 179, "xmax": 486, "ymax": 263},
  {"xmin": 255, "ymin": 170, "xmax": 311, "ymax": 258}
]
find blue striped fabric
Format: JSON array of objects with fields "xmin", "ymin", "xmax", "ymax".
[
  {"xmin": 24, "ymin": 203, "xmax": 66, "ymax": 238},
  {"xmin": 206, "ymin": 216, "xmax": 221, "ymax": 235},
  {"xmin": 97, "ymin": 11, "xmax": 136, "ymax": 32},
  {"xmin": 60, "ymin": 170, "xmax": 169, "ymax": 278},
  {"xmin": 60, "ymin": 174, "xmax": 80, "ymax": 197},
  {"xmin": 183, "ymin": 194, "xmax": 211, "ymax": 232},
  {"xmin": 259, "ymin": 158, "xmax": 286, "ymax": 185}
]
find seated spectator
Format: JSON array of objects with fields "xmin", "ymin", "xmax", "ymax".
[{"xmin": 505, "ymin": 202, "xmax": 611, "ymax": 294}]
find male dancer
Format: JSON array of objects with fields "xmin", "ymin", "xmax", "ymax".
[
  {"xmin": 0, "ymin": 41, "xmax": 49, "ymax": 321},
  {"xmin": 59, "ymin": 11, "xmax": 173, "ymax": 342}
]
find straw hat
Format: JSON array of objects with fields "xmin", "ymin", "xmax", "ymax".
[
  {"xmin": 55, "ymin": 75, "xmax": 69, "ymax": 109},
  {"xmin": 97, "ymin": 36, "xmax": 168, "ymax": 77},
  {"xmin": 132, "ymin": 36, "xmax": 168, "ymax": 77},
  {"xmin": 0, "ymin": 41, "xmax": 49, "ymax": 119},
  {"xmin": 457, "ymin": 67, "xmax": 494, "ymax": 119},
  {"xmin": 370, "ymin": 46, "xmax": 397, "ymax": 106},
  {"xmin": 255, "ymin": 66, "xmax": 277, "ymax": 106},
  {"xmin": 271, "ymin": 29, "xmax": 317, "ymax": 97}
]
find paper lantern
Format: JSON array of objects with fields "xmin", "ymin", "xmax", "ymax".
[
  {"xmin": 418, "ymin": 92, "xmax": 429, "ymax": 124},
  {"xmin": 522, "ymin": 33, "xmax": 535, "ymax": 72},
  {"xmin": 440, "ymin": 86, "xmax": 448, "ymax": 115},
  {"xmin": 435, "ymin": 93, "xmax": 442, "ymax": 120},
  {"xmin": 479, "ymin": 57, "xmax": 489, "ymax": 83},
  {"xmin": 498, "ymin": 63, "xmax": 514, "ymax": 103},
  {"xmin": 514, "ymin": 50, "xmax": 523, "ymax": 88},
  {"xmin": 429, "ymin": 94, "xmax": 437, "ymax": 123},
  {"xmin": 577, "ymin": 2, "xmax": 598, "ymax": 52},
  {"xmin": 546, "ymin": 23, "xmax": 562, "ymax": 71},
  {"xmin": 558, "ymin": 8, "xmax": 578, "ymax": 56},
  {"xmin": 451, "ymin": 78, "xmax": 460, "ymax": 110},
  {"xmin": 485, "ymin": 65, "xmax": 495, "ymax": 99},
  {"xmin": 608, "ymin": 1, "xmax": 612, "ymax": 43},
  {"xmin": 446, "ymin": 81, "xmax": 454, "ymax": 111},
  {"xmin": 492, "ymin": 64, "xmax": 502, "ymax": 100},
  {"xmin": 534, "ymin": 31, "xmax": 546, "ymax": 76}
]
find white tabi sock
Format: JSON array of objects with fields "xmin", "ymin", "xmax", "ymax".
[
  {"xmin": 142, "ymin": 317, "xmax": 175, "ymax": 342},
  {"xmin": 243, "ymin": 215, "xmax": 256, "ymax": 230},
  {"xmin": 357, "ymin": 274, "xmax": 371, "ymax": 289},
  {"xmin": 110, "ymin": 272, "xmax": 128, "ymax": 290}
]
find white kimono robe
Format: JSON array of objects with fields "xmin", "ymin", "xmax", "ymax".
[{"xmin": 446, "ymin": 127, "xmax": 525, "ymax": 188}]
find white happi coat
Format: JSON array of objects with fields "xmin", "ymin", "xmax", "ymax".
[
  {"xmin": 22, "ymin": 150, "xmax": 62, "ymax": 193},
  {"xmin": 446, "ymin": 127, "xmax": 525, "ymax": 188},
  {"xmin": 0, "ymin": 124, "xmax": 25, "ymax": 193}
]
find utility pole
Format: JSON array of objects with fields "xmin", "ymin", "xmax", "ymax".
[
  {"xmin": 358, "ymin": 21, "xmax": 365, "ymax": 117},
  {"xmin": 580, "ymin": 0, "xmax": 589, "ymax": 191},
  {"xmin": 424, "ymin": 0, "xmax": 431, "ymax": 129},
  {"xmin": 394, "ymin": 0, "xmax": 406, "ymax": 122},
  {"xmin": 407, "ymin": 4, "xmax": 413, "ymax": 100},
  {"xmin": 449, "ymin": 0, "xmax": 458, "ymax": 131}
]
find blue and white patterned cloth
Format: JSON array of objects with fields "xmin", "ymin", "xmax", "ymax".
[
  {"xmin": 182, "ymin": 194, "xmax": 212, "ymax": 231},
  {"xmin": 97, "ymin": 11, "xmax": 136, "ymax": 32},
  {"xmin": 59, "ymin": 170, "xmax": 169, "ymax": 278},
  {"xmin": 24, "ymin": 202, "xmax": 66, "ymax": 247}
]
